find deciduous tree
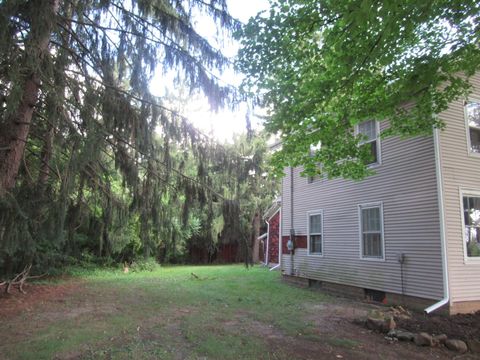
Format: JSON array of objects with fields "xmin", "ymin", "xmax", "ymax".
[{"xmin": 237, "ymin": 0, "xmax": 480, "ymax": 179}]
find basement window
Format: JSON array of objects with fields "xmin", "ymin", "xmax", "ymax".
[
  {"xmin": 364, "ymin": 288, "xmax": 386, "ymax": 303},
  {"xmin": 462, "ymin": 193, "xmax": 480, "ymax": 257},
  {"xmin": 465, "ymin": 101, "xmax": 480, "ymax": 154}
]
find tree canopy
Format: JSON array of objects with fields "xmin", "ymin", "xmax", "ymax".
[{"xmin": 237, "ymin": 0, "xmax": 480, "ymax": 179}]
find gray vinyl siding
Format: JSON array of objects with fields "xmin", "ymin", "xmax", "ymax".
[
  {"xmin": 281, "ymin": 122, "xmax": 444, "ymax": 300},
  {"xmin": 438, "ymin": 73, "xmax": 480, "ymax": 303}
]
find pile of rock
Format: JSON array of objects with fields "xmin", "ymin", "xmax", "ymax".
[{"xmin": 356, "ymin": 315, "xmax": 477, "ymax": 355}]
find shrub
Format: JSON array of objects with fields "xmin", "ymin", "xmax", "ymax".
[{"xmin": 129, "ymin": 257, "xmax": 160, "ymax": 272}]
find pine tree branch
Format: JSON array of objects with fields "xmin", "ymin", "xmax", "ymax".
[
  {"xmin": 109, "ymin": 1, "xmax": 230, "ymax": 67},
  {"xmin": 60, "ymin": 14, "xmax": 236, "ymax": 91},
  {"xmin": 56, "ymin": 79, "xmax": 227, "ymax": 201}
]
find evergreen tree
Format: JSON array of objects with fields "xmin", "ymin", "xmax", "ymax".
[{"xmin": 0, "ymin": 0, "xmax": 277, "ymax": 275}]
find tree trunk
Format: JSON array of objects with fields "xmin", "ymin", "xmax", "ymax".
[
  {"xmin": 37, "ymin": 125, "xmax": 54, "ymax": 193},
  {"xmin": 98, "ymin": 222, "xmax": 104, "ymax": 258},
  {"xmin": 67, "ymin": 175, "xmax": 85, "ymax": 256},
  {"xmin": 251, "ymin": 210, "xmax": 261, "ymax": 263},
  {"xmin": 0, "ymin": 0, "xmax": 59, "ymax": 197}
]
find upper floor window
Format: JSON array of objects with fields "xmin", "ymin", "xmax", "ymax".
[
  {"xmin": 356, "ymin": 120, "xmax": 380, "ymax": 165},
  {"xmin": 462, "ymin": 193, "xmax": 480, "ymax": 257},
  {"xmin": 465, "ymin": 101, "xmax": 480, "ymax": 154},
  {"xmin": 307, "ymin": 174, "xmax": 319, "ymax": 184},
  {"xmin": 307, "ymin": 164, "xmax": 323, "ymax": 183},
  {"xmin": 307, "ymin": 143, "xmax": 322, "ymax": 183},
  {"xmin": 308, "ymin": 211, "xmax": 323, "ymax": 255},
  {"xmin": 359, "ymin": 203, "xmax": 384, "ymax": 260}
]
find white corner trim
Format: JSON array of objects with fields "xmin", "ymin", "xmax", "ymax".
[
  {"xmin": 425, "ymin": 128, "xmax": 449, "ymax": 314},
  {"xmin": 267, "ymin": 207, "xmax": 280, "ymax": 222},
  {"xmin": 374, "ymin": 120, "xmax": 383, "ymax": 167},
  {"xmin": 278, "ymin": 207, "xmax": 282, "ymax": 267}
]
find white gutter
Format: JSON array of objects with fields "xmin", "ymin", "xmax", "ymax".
[{"xmin": 425, "ymin": 128, "xmax": 449, "ymax": 314}]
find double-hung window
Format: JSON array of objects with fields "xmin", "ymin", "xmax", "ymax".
[
  {"xmin": 307, "ymin": 143, "xmax": 322, "ymax": 184},
  {"xmin": 356, "ymin": 120, "xmax": 380, "ymax": 165},
  {"xmin": 308, "ymin": 211, "xmax": 323, "ymax": 255},
  {"xmin": 307, "ymin": 166, "xmax": 323, "ymax": 184},
  {"xmin": 465, "ymin": 101, "xmax": 480, "ymax": 154},
  {"xmin": 462, "ymin": 193, "xmax": 480, "ymax": 257},
  {"xmin": 359, "ymin": 203, "xmax": 384, "ymax": 259}
]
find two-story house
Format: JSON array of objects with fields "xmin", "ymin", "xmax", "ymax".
[{"xmin": 279, "ymin": 74, "xmax": 480, "ymax": 314}]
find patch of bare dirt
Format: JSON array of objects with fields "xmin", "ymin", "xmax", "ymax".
[
  {"xmin": 397, "ymin": 311, "xmax": 480, "ymax": 342},
  {"xmin": 0, "ymin": 279, "xmax": 83, "ymax": 319},
  {"xmin": 272, "ymin": 298, "xmax": 454, "ymax": 360},
  {"xmin": 218, "ymin": 301, "xmax": 454, "ymax": 360},
  {"xmin": 53, "ymin": 306, "xmax": 200, "ymax": 360}
]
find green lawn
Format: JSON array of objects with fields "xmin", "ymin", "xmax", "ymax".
[
  {"xmin": 0, "ymin": 265, "xmax": 332, "ymax": 360},
  {"xmin": 0, "ymin": 265, "xmax": 451, "ymax": 360}
]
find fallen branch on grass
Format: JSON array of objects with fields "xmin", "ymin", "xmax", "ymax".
[
  {"xmin": 190, "ymin": 272, "xmax": 217, "ymax": 281},
  {"xmin": 1, "ymin": 264, "xmax": 47, "ymax": 294}
]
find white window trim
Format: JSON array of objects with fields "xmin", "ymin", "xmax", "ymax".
[
  {"xmin": 459, "ymin": 188, "xmax": 480, "ymax": 264},
  {"xmin": 464, "ymin": 98, "xmax": 480, "ymax": 158},
  {"xmin": 354, "ymin": 120, "xmax": 382, "ymax": 168},
  {"xmin": 307, "ymin": 165, "xmax": 324, "ymax": 184},
  {"xmin": 307, "ymin": 209, "xmax": 324, "ymax": 257},
  {"xmin": 358, "ymin": 202, "xmax": 385, "ymax": 261}
]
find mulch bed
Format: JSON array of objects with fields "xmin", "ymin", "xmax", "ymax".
[{"xmin": 397, "ymin": 311, "xmax": 480, "ymax": 342}]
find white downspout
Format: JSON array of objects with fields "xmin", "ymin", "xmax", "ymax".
[
  {"xmin": 269, "ymin": 207, "xmax": 282, "ymax": 271},
  {"xmin": 277, "ymin": 197, "xmax": 283, "ymax": 270},
  {"xmin": 425, "ymin": 128, "xmax": 449, "ymax": 314},
  {"xmin": 265, "ymin": 219, "xmax": 270, "ymax": 266}
]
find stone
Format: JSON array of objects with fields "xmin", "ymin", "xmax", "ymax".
[
  {"xmin": 467, "ymin": 339, "xmax": 480, "ymax": 354},
  {"xmin": 385, "ymin": 317, "xmax": 396, "ymax": 331},
  {"xmin": 432, "ymin": 334, "xmax": 447, "ymax": 346},
  {"xmin": 366, "ymin": 317, "xmax": 386, "ymax": 332},
  {"xmin": 397, "ymin": 331, "xmax": 415, "ymax": 342},
  {"xmin": 387, "ymin": 329, "xmax": 398, "ymax": 338},
  {"xmin": 365, "ymin": 315, "xmax": 396, "ymax": 333},
  {"xmin": 445, "ymin": 339, "xmax": 468, "ymax": 354},
  {"xmin": 352, "ymin": 317, "xmax": 366, "ymax": 327},
  {"xmin": 414, "ymin": 332, "xmax": 433, "ymax": 347}
]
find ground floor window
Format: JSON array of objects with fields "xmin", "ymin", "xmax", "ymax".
[
  {"xmin": 463, "ymin": 194, "xmax": 480, "ymax": 257},
  {"xmin": 359, "ymin": 203, "xmax": 384, "ymax": 259},
  {"xmin": 308, "ymin": 211, "xmax": 323, "ymax": 255}
]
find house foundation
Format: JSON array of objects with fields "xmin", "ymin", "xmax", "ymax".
[{"xmin": 282, "ymin": 274, "xmax": 448, "ymax": 314}]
